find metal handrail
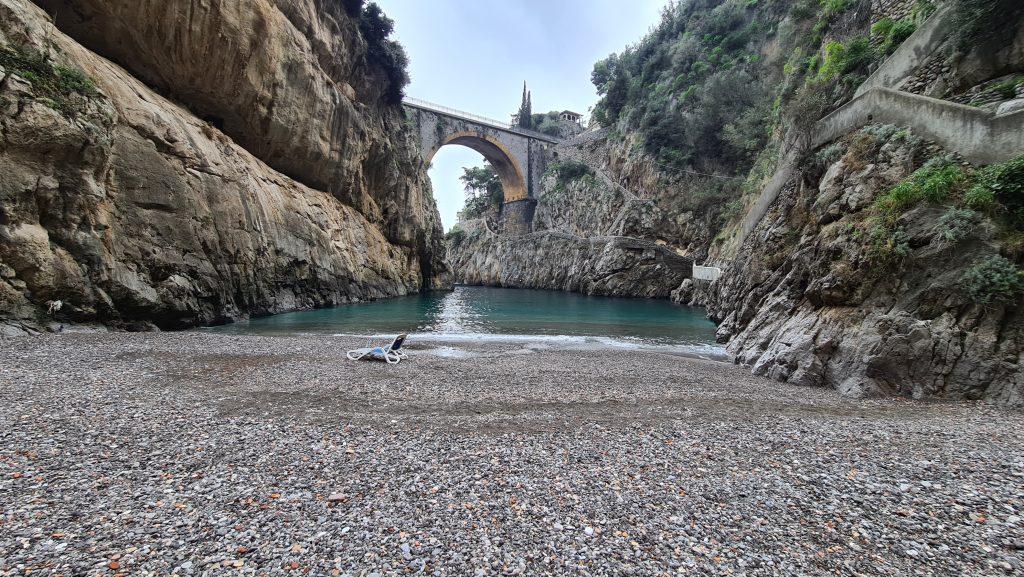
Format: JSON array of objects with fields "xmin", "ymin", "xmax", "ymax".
[{"xmin": 403, "ymin": 97, "xmax": 563, "ymax": 143}]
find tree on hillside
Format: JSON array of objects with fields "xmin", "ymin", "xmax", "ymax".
[
  {"xmin": 531, "ymin": 111, "xmax": 566, "ymax": 137},
  {"xmin": 339, "ymin": 0, "xmax": 364, "ymax": 16},
  {"xmin": 357, "ymin": 2, "xmax": 410, "ymax": 104},
  {"xmin": 591, "ymin": 53, "xmax": 619, "ymax": 95},
  {"xmin": 516, "ymin": 82, "xmax": 533, "ymax": 129},
  {"xmin": 459, "ymin": 164, "xmax": 504, "ymax": 219}
]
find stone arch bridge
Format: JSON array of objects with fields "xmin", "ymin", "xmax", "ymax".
[{"xmin": 404, "ymin": 98, "xmax": 562, "ymax": 233}]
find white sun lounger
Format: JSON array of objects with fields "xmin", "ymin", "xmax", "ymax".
[{"xmin": 346, "ymin": 334, "xmax": 408, "ymax": 364}]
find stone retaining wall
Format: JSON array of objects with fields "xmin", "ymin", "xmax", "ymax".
[
  {"xmin": 871, "ymin": 0, "xmax": 917, "ymax": 24},
  {"xmin": 502, "ymin": 199, "xmax": 537, "ymax": 235},
  {"xmin": 856, "ymin": 4, "xmax": 952, "ymax": 98},
  {"xmin": 815, "ymin": 88, "xmax": 1024, "ymax": 164}
]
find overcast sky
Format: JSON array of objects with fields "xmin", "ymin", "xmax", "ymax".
[{"xmin": 377, "ymin": 0, "xmax": 667, "ymax": 231}]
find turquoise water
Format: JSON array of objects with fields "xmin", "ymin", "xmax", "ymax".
[{"xmin": 206, "ymin": 286, "xmax": 723, "ymax": 357}]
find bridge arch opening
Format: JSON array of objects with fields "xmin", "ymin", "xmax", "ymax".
[{"xmin": 425, "ymin": 131, "xmax": 528, "ymax": 203}]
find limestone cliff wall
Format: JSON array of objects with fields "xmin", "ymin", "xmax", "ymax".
[
  {"xmin": 0, "ymin": 0, "xmax": 446, "ymax": 332},
  {"xmin": 32, "ymin": 0, "xmax": 445, "ymax": 265},
  {"xmin": 446, "ymin": 137, "xmax": 695, "ymax": 297},
  {"xmin": 447, "ymin": 220, "xmax": 692, "ymax": 298},
  {"xmin": 708, "ymin": 127, "xmax": 1022, "ymax": 405}
]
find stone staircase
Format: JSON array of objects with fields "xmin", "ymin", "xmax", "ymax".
[
  {"xmin": 552, "ymin": 129, "xmax": 720, "ymax": 283},
  {"xmin": 551, "ymin": 140, "xmax": 652, "ymax": 238},
  {"xmin": 735, "ymin": 4, "xmax": 1024, "ymax": 253}
]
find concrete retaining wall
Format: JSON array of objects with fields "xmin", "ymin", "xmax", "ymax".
[
  {"xmin": 692, "ymin": 265, "xmax": 723, "ymax": 282},
  {"xmin": 816, "ymin": 88, "xmax": 1024, "ymax": 164},
  {"xmin": 738, "ymin": 148, "xmax": 801, "ymax": 241},
  {"xmin": 856, "ymin": 5, "xmax": 952, "ymax": 98}
]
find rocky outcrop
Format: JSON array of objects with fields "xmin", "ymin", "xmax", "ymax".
[
  {"xmin": 447, "ymin": 220, "xmax": 691, "ymax": 298},
  {"xmin": 32, "ymin": 0, "xmax": 445, "ymax": 264},
  {"xmin": 708, "ymin": 127, "xmax": 1022, "ymax": 405},
  {"xmin": 0, "ymin": 0, "xmax": 446, "ymax": 332},
  {"xmin": 446, "ymin": 136, "xmax": 700, "ymax": 298}
]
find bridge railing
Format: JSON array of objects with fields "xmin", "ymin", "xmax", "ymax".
[{"xmin": 403, "ymin": 97, "xmax": 563, "ymax": 143}]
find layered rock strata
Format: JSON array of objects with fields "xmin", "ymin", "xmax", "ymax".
[{"xmin": 0, "ymin": 0, "xmax": 446, "ymax": 332}]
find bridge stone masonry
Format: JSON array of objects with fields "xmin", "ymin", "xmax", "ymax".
[{"xmin": 403, "ymin": 98, "xmax": 562, "ymax": 234}]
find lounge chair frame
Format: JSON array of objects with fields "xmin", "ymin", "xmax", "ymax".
[{"xmin": 346, "ymin": 334, "xmax": 408, "ymax": 364}]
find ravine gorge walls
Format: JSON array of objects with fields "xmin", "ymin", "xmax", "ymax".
[
  {"xmin": 0, "ymin": 0, "xmax": 448, "ymax": 333},
  {"xmin": 446, "ymin": 0, "xmax": 1024, "ymax": 405}
]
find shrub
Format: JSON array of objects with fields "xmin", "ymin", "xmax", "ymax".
[
  {"xmin": 961, "ymin": 255, "xmax": 1024, "ymax": 305},
  {"xmin": 1003, "ymin": 230, "xmax": 1024, "ymax": 260},
  {"xmin": 787, "ymin": 86, "xmax": 830, "ymax": 134},
  {"xmin": 722, "ymin": 99, "xmax": 772, "ymax": 159},
  {"xmin": 843, "ymin": 131, "xmax": 880, "ymax": 169},
  {"xmin": 950, "ymin": 0, "xmax": 1024, "ymax": 53},
  {"xmin": 719, "ymin": 199, "xmax": 746, "ymax": 224},
  {"xmin": 357, "ymin": 3, "xmax": 409, "ymax": 104},
  {"xmin": 866, "ymin": 223, "xmax": 910, "ymax": 271},
  {"xmin": 874, "ymin": 157, "xmax": 968, "ymax": 221},
  {"xmin": 861, "ymin": 123, "xmax": 901, "ymax": 141},
  {"xmin": 530, "ymin": 111, "xmax": 565, "ymax": 137},
  {"xmin": 872, "ymin": 18, "xmax": 917, "ymax": 55},
  {"xmin": 971, "ymin": 155, "xmax": 1024, "ymax": 227},
  {"xmin": 0, "ymin": 43, "xmax": 97, "ymax": 116},
  {"xmin": 910, "ymin": 0, "xmax": 937, "ymax": 22},
  {"xmin": 547, "ymin": 161, "xmax": 595, "ymax": 192},
  {"xmin": 816, "ymin": 37, "xmax": 875, "ymax": 83},
  {"xmin": 871, "ymin": 18, "xmax": 894, "ymax": 37},
  {"xmin": 821, "ymin": 0, "xmax": 855, "ymax": 19},
  {"xmin": 936, "ymin": 208, "xmax": 976, "ymax": 245},
  {"xmin": 963, "ymin": 183, "xmax": 996, "ymax": 212},
  {"xmin": 444, "ymin": 226, "xmax": 466, "ymax": 246},
  {"xmin": 790, "ymin": 0, "xmax": 818, "ymax": 20},
  {"xmin": 812, "ymin": 143, "xmax": 844, "ymax": 167}
]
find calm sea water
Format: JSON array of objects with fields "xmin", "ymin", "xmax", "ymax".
[{"xmin": 205, "ymin": 286, "xmax": 724, "ymax": 358}]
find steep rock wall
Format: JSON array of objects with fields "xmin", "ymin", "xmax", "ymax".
[
  {"xmin": 447, "ymin": 221, "xmax": 691, "ymax": 298},
  {"xmin": 0, "ymin": 0, "xmax": 446, "ymax": 332},
  {"xmin": 31, "ymin": 0, "xmax": 445, "ymax": 272},
  {"xmin": 447, "ymin": 140, "xmax": 695, "ymax": 298},
  {"xmin": 709, "ymin": 127, "xmax": 1022, "ymax": 405}
]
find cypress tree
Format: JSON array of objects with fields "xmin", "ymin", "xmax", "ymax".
[
  {"xmin": 525, "ymin": 91, "xmax": 533, "ymax": 129},
  {"xmin": 516, "ymin": 81, "xmax": 532, "ymax": 129}
]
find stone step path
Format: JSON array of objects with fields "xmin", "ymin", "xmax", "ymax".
[{"xmin": 735, "ymin": 4, "xmax": 1024, "ymax": 253}]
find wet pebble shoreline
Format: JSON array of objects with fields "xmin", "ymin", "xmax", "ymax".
[{"xmin": 1, "ymin": 332, "xmax": 1022, "ymax": 576}]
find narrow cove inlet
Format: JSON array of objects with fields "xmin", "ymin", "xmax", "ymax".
[{"xmin": 205, "ymin": 286, "xmax": 725, "ymax": 359}]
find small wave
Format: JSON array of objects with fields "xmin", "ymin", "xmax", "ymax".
[{"xmin": 332, "ymin": 331, "xmax": 728, "ymax": 360}]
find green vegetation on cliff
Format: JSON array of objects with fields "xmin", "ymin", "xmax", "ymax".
[
  {"xmin": 864, "ymin": 150, "xmax": 1024, "ymax": 302},
  {"xmin": 962, "ymin": 256, "xmax": 1024, "ymax": 306},
  {"xmin": 531, "ymin": 111, "xmax": 568, "ymax": 137},
  {"xmin": 588, "ymin": 0, "xmax": 920, "ymax": 177},
  {"xmin": 338, "ymin": 0, "xmax": 409, "ymax": 103},
  {"xmin": 949, "ymin": 0, "xmax": 1024, "ymax": 53},
  {"xmin": 459, "ymin": 165, "xmax": 504, "ymax": 220},
  {"xmin": 0, "ymin": 43, "xmax": 96, "ymax": 116},
  {"xmin": 591, "ymin": 0, "xmax": 780, "ymax": 172},
  {"xmin": 546, "ymin": 161, "xmax": 596, "ymax": 193}
]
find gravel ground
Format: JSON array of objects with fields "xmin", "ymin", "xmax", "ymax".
[{"xmin": 1, "ymin": 332, "xmax": 1022, "ymax": 576}]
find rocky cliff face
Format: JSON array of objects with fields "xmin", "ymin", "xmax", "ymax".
[
  {"xmin": 447, "ymin": 143, "xmax": 694, "ymax": 298},
  {"xmin": 709, "ymin": 127, "xmax": 1022, "ymax": 404},
  {"xmin": 0, "ymin": 0, "xmax": 447, "ymax": 332},
  {"xmin": 446, "ymin": 0, "xmax": 1023, "ymax": 405},
  {"xmin": 447, "ymin": 220, "xmax": 691, "ymax": 299}
]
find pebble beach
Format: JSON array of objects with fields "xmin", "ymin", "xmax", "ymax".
[{"xmin": 2, "ymin": 332, "xmax": 1022, "ymax": 576}]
